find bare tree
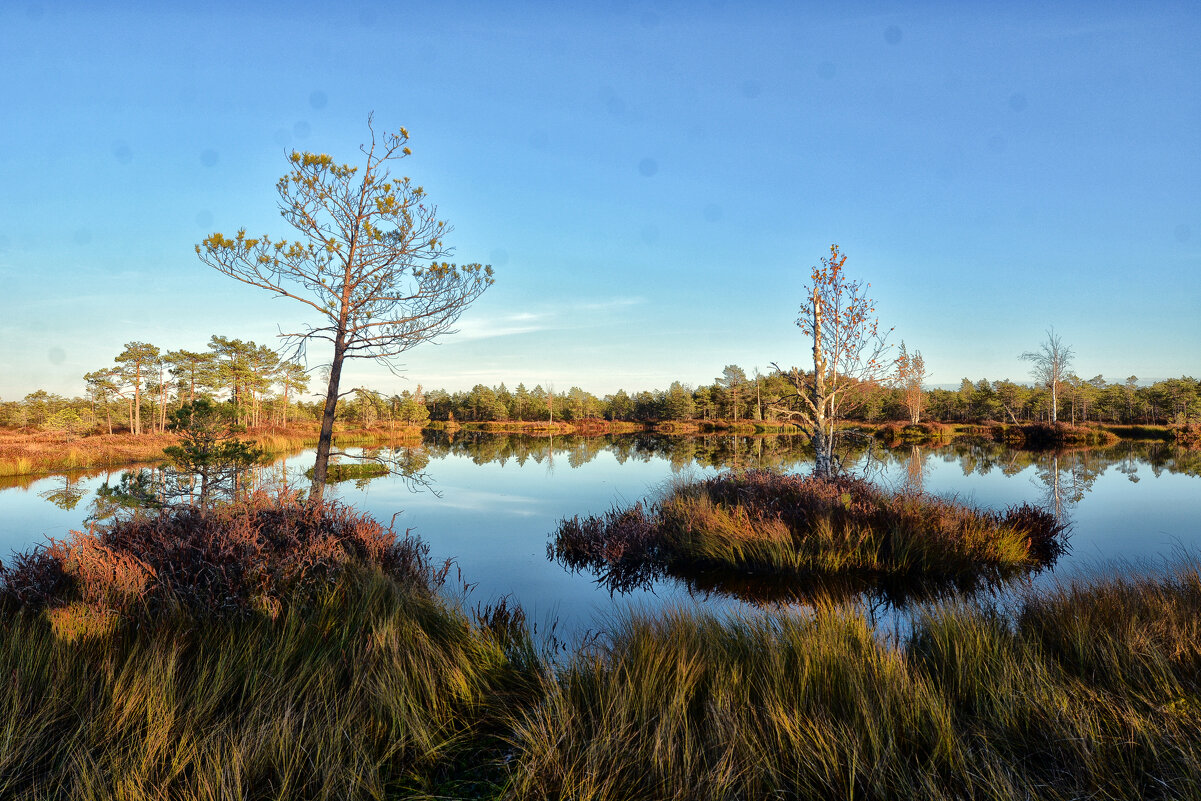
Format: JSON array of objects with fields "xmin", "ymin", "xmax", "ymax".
[
  {"xmin": 1020, "ymin": 327, "xmax": 1074, "ymax": 424},
  {"xmin": 197, "ymin": 118, "xmax": 493, "ymax": 500},
  {"xmin": 771, "ymin": 244, "xmax": 891, "ymax": 478},
  {"xmin": 894, "ymin": 341, "xmax": 927, "ymax": 424}
]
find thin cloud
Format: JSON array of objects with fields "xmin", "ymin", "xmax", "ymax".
[
  {"xmin": 452, "ymin": 312, "xmax": 555, "ymax": 342},
  {"xmin": 451, "ymin": 297, "xmax": 646, "ymax": 342},
  {"xmin": 579, "ymin": 296, "xmax": 646, "ymax": 311}
]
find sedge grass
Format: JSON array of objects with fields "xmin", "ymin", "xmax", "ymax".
[
  {"xmin": 552, "ymin": 470, "xmax": 1066, "ymax": 593},
  {"xmin": 506, "ymin": 562, "xmax": 1201, "ymax": 801},
  {"xmin": 0, "ymin": 570, "xmax": 540, "ymax": 800}
]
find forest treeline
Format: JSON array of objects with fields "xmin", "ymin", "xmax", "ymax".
[{"xmin": 2, "ymin": 339, "xmax": 1199, "ymax": 434}]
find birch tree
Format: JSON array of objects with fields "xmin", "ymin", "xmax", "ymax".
[
  {"xmin": 197, "ymin": 119, "xmax": 493, "ymax": 500},
  {"xmin": 894, "ymin": 341, "xmax": 927, "ymax": 424},
  {"xmin": 1020, "ymin": 327, "xmax": 1074, "ymax": 424},
  {"xmin": 771, "ymin": 244, "xmax": 890, "ymax": 478}
]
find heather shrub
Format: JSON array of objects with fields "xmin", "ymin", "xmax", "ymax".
[{"xmin": 0, "ymin": 491, "xmax": 443, "ymax": 620}]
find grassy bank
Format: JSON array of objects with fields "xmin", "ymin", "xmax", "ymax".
[
  {"xmin": 873, "ymin": 420, "xmax": 956, "ymax": 444},
  {"xmin": 0, "ymin": 424, "xmax": 424, "ymax": 479},
  {"xmin": 552, "ymin": 470, "xmax": 1066, "ymax": 596},
  {"xmin": 0, "ymin": 493, "xmax": 540, "ymax": 798},
  {"xmin": 510, "ymin": 562, "xmax": 1201, "ymax": 800},
  {"xmin": 1, "ymin": 496, "xmax": 1198, "ymax": 798},
  {"xmin": 987, "ymin": 422, "xmax": 1119, "ymax": 447}
]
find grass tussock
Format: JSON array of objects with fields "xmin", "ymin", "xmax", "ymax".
[
  {"xmin": 0, "ymin": 497, "xmax": 540, "ymax": 799},
  {"xmin": 506, "ymin": 563, "xmax": 1201, "ymax": 801},
  {"xmin": 875, "ymin": 421, "xmax": 953, "ymax": 444},
  {"xmin": 990, "ymin": 422, "xmax": 1119, "ymax": 447},
  {"xmin": 302, "ymin": 461, "xmax": 391, "ymax": 484},
  {"xmin": 551, "ymin": 470, "xmax": 1066, "ymax": 593},
  {"xmin": 0, "ymin": 573, "xmax": 540, "ymax": 799}
]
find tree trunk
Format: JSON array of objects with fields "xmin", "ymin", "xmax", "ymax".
[
  {"xmin": 810, "ymin": 288, "xmax": 832, "ymax": 479},
  {"xmin": 159, "ymin": 364, "xmax": 167, "ymax": 433},
  {"xmin": 133, "ymin": 364, "xmax": 142, "ymax": 435},
  {"xmin": 310, "ymin": 340, "xmax": 347, "ymax": 502}
]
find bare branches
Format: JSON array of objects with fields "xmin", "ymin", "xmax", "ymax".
[
  {"xmin": 895, "ymin": 341, "xmax": 927, "ymax": 424},
  {"xmin": 774, "ymin": 244, "xmax": 891, "ymax": 477},
  {"xmin": 1021, "ymin": 327, "xmax": 1074, "ymax": 423}
]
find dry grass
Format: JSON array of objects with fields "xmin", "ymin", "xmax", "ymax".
[
  {"xmin": 0, "ymin": 424, "xmax": 424, "ymax": 478},
  {"xmin": 0, "ymin": 430, "xmax": 180, "ymax": 477},
  {"xmin": 507, "ymin": 563, "xmax": 1201, "ymax": 800},
  {"xmin": 0, "ymin": 493, "xmax": 1197, "ymax": 799},
  {"xmin": 551, "ymin": 470, "xmax": 1067, "ymax": 595}
]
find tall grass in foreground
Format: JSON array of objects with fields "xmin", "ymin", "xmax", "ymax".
[
  {"xmin": 507, "ymin": 562, "xmax": 1201, "ymax": 801},
  {"xmin": 2, "ymin": 496, "xmax": 1197, "ymax": 799},
  {"xmin": 0, "ymin": 495, "xmax": 541, "ymax": 799},
  {"xmin": 0, "ymin": 571, "xmax": 542, "ymax": 799}
]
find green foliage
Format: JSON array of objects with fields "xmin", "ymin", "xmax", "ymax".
[
  {"xmin": 303, "ymin": 462, "xmax": 390, "ymax": 484},
  {"xmin": 91, "ymin": 399, "xmax": 263, "ymax": 512},
  {"xmin": 42, "ymin": 408, "xmax": 86, "ymax": 437}
]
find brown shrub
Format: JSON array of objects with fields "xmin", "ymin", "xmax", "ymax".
[{"xmin": 1, "ymin": 491, "xmax": 441, "ymax": 619}]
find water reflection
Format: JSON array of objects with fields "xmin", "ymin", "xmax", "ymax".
[
  {"xmin": 61, "ymin": 433, "xmax": 1201, "ymax": 528},
  {"xmin": 5, "ymin": 432, "xmax": 1198, "ymax": 628},
  {"xmin": 422, "ymin": 429, "xmax": 829, "ymax": 473},
  {"xmin": 37, "ymin": 474, "xmax": 88, "ymax": 511},
  {"xmin": 600, "ymin": 561, "xmax": 1038, "ymax": 614}
]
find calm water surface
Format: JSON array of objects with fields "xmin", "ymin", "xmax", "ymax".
[{"xmin": 2, "ymin": 433, "xmax": 1199, "ymax": 635}]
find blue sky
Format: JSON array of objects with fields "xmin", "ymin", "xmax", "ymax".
[{"xmin": 1, "ymin": 1, "xmax": 1198, "ymax": 400}]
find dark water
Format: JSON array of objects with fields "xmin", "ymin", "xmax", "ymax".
[{"xmin": 2, "ymin": 432, "xmax": 1199, "ymax": 635}]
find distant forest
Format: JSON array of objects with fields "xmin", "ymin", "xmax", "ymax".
[{"xmin": 3, "ymin": 336, "xmax": 1199, "ymax": 433}]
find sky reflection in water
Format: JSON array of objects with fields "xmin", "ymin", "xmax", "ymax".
[{"xmin": 2, "ymin": 434, "xmax": 1199, "ymax": 637}]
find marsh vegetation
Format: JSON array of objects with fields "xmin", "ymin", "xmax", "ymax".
[{"xmin": 1, "ymin": 495, "xmax": 1198, "ymax": 799}]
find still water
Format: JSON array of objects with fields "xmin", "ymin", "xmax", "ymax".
[{"xmin": 2, "ymin": 432, "xmax": 1199, "ymax": 634}]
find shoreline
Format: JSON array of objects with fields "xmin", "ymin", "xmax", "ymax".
[{"xmin": 0, "ymin": 420, "xmax": 1188, "ymax": 481}]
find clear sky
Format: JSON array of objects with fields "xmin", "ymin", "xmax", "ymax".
[{"xmin": 2, "ymin": 1, "xmax": 1198, "ymax": 400}]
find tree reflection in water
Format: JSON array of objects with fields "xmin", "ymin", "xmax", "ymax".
[{"xmin": 58, "ymin": 430, "xmax": 1197, "ymax": 612}]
